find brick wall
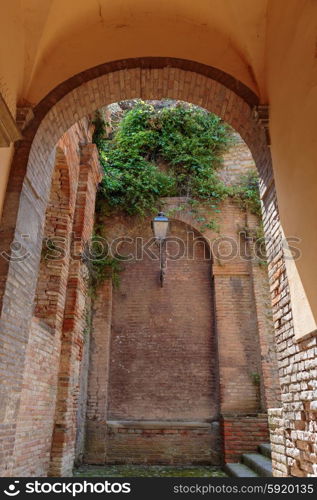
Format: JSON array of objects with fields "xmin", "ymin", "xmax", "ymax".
[
  {"xmin": 106, "ymin": 421, "xmax": 221, "ymax": 465},
  {"xmin": 222, "ymin": 414, "xmax": 269, "ymax": 462},
  {"xmin": 86, "ymin": 221, "xmax": 221, "ymax": 464},
  {"xmin": 108, "ymin": 221, "xmax": 217, "ymax": 463},
  {"xmin": 86, "ymin": 189, "xmax": 278, "ymax": 464},
  {"xmin": 214, "ymin": 273, "xmax": 262, "ymax": 412},
  {"xmin": 84, "ymin": 123, "xmax": 279, "ymax": 466},
  {"xmin": 85, "ymin": 280, "xmax": 112, "ymax": 464},
  {"xmin": 109, "ymin": 222, "xmax": 216, "ymax": 421},
  {"xmin": 75, "ymin": 300, "xmax": 91, "ymax": 465},
  {"xmin": 268, "ymin": 334, "xmax": 317, "ymax": 476},
  {"xmin": 9, "ymin": 318, "xmax": 60, "ymax": 476},
  {"xmin": 6, "ymin": 128, "xmax": 82, "ymax": 476},
  {"xmin": 268, "ymin": 408, "xmax": 287, "ymax": 476},
  {"xmin": 262, "ymin": 180, "xmax": 317, "ymax": 476},
  {"xmin": 220, "ymin": 132, "xmax": 255, "ymax": 185}
]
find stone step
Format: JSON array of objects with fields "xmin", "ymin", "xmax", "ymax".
[
  {"xmin": 242, "ymin": 453, "xmax": 272, "ymax": 477},
  {"xmin": 224, "ymin": 463, "xmax": 259, "ymax": 477},
  {"xmin": 258, "ymin": 443, "xmax": 271, "ymax": 459}
]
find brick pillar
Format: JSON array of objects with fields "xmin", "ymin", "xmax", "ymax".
[
  {"xmin": 85, "ymin": 279, "xmax": 112, "ymax": 463},
  {"xmin": 0, "ymin": 142, "xmax": 55, "ymax": 476},
  {"xmin": 214, "ymin": 268, "xmax": 262, "ymax": 413},
  {"xmin": 49, "ymin": 144, "xmax": 102, "ymax": 476},
  {"xmin": 214, "ymin": 263, "xmax": 271, "ymax": 462},
  {"xmin": 7, "ymin": 151, "xmax": 74, "ymax": 476},
  {"xmin": 34, "ymin": 154, "xmax": 73, "ymax": 331}
]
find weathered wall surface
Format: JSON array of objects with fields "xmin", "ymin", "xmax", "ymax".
[
  {"xmin": 263, "ymin": 181, "xmax": 317, "ymax": 477},
  {"xmin": 9, "ymin": 318, "xmax": 60, "ymax": 476},
  {"xmin": 75, "ymin": 303, "xmax": 91, "ymax": 466},
  {"xmin": 109, "ymin": 221, "xmax": 219, "ymax": 464},
  {"xmin": 48, "ymin": 141, "xmax": 102, "ymax": 477},
  {"xmin": 106, "ymin": 421, "xmax": 220, "ymax": 465},
  {"xmin": 268, "ymin": 333, "xmax": 317, "ymax": 477},
  {"xmin": 222, "ymin": 414, "xmax": 269, "ymax": 463},
  {"xmin": 109, "ymin": 221, "xmax": 216, "ymax": 422}
]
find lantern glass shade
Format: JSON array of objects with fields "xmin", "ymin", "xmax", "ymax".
[{"xmin": 152, "ymin": 212, "xmax": 169, "ymax": 241}]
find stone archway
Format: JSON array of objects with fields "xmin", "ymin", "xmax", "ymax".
[{"xmin": 0, "ymin": 57, "xmax": 285, "ymax": 476}]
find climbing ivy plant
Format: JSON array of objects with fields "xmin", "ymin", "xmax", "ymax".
[
  {"xmin": 93, "ymin": 102, "xmax": 231, "ymax": 216},
  {"xmin": 85, "ymin": 236, "xmax": 124, "ymax": 294},
  {"xmin": 230, "ymin": 170, "xmax": 262, "ymax": 217},
  {"xmin": 91, "ymin": 101, "xmax": 263, "ymax": 290}
]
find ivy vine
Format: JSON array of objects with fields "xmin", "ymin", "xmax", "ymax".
[
  {"xmin": 91, "ymin": 101, "xmax": 262, "ymax": 290},
  {"xmin": 230, "ymin": 170, "xmax": 262, "ymax": 217},
  {"xmin": 93, "ymin": 102, "xmax": 231, "ymax": 216}
]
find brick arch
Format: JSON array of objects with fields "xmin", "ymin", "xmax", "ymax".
[
  {"xmin": 168, "ymin": 217, "xmax": 213, "ymax": 263},
  {"xmin": 23, "ymin": 59, "xmax": 271, "ymax": 201},
  {"xmin": 0, "ymin": 58, "xmax": 273, "ymax": 317},
  {"xmin": 0, "ymin": 57, "xmax": 278, "ymax": 476},
  {"xmin": 165, "ymin": 210, "xmax": 218, "ymax": 263},
  {"xmin": 28, "ymin": 66, "xmax": 269, "ymax": 174}
]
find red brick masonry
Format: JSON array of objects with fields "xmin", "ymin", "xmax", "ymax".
[
  {"xmin": 106, "ymin": 421, "xmax": 221, "ymax": 465},
  {"xmin": 222, "ymin": 414, "xmax": 269, "ymax": 462}
]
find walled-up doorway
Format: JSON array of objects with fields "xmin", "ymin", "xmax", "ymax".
[{"xmin": 88, "ymin": 219, "xmax": 220, "ymax": 464}]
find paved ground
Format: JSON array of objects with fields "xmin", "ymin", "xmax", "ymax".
[{"xmin": 74, "ymin": 465, "xmax": 227, "ymax": 477}]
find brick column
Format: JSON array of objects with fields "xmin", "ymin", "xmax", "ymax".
[
  {"xmin": 214, "ymin": 268, "xmax": 262, "ymax": 413},
  {"xmin": 0, "ymin": 143, "xmax": 55, "ymax": 476},
  {"xmin": 49, "ymin": 144, "xmax": 102, "ymax": 476},
  {"xmin": 85, "ymin": 279, "xmax": 113, "ymax": 463},
  {"xmin": 214, "ymin": 264, "xmax": 271, "ymax": 462}
]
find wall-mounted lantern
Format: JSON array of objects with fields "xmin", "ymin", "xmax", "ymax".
[{"xmin": 151, "ymin": 212, "xmax": 169, "ymax": 287}]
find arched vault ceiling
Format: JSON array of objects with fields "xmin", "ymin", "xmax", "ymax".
[{"xmin": 17, "ymin": 0, "xmax": 269, "ymax": 104}]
